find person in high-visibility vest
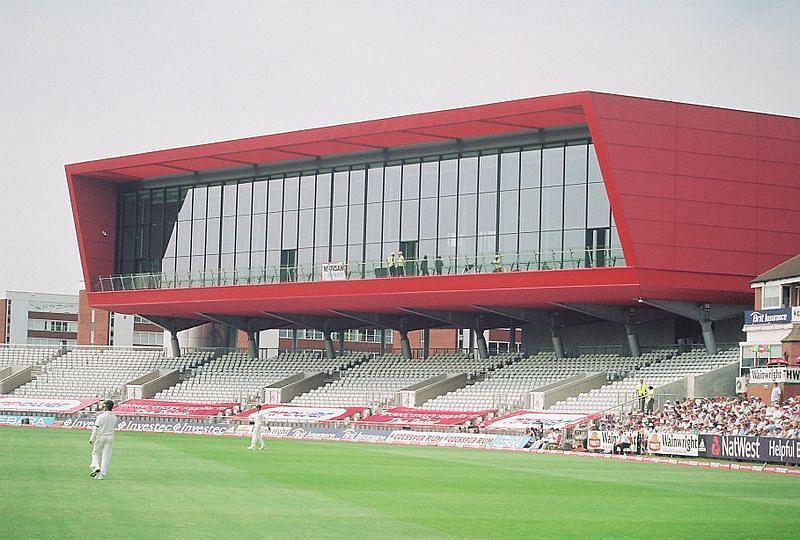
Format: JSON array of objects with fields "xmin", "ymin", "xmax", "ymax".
[
  {"xmin": 492, "ymin": 253, "xmax": 502, "ymax": 272},
  {"xmin": 387, "ymin": 252, "xmax": 396, "ymax": 277},
  {"xmin": 635, "ymin": 378, "xmax": 647, "ymax": 412},
  {"xmin": 396, "ymin": 251, "xmax": 405, "ymax": 277},
  {"xmin": 645, "ymin": 385, "xmax": 655, "ymax": 414}
]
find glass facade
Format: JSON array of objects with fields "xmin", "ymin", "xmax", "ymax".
[{"xmin": 110, "ymin": 139, "xmax": 623, "ymax": 289}]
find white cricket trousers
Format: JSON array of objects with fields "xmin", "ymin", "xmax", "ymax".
[{"xmin": 91, "ymin": 435, "xmax": 114, "ymax": 476}]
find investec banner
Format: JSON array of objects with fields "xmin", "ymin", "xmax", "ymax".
[
  {"xmin": 235, "ymin": 404, "xmax": 366, "ymax": 422},
  {"xmin": 749, "ymin": 367, "xmax": 800, "ymax": 384},
  {"xmin": 645, "ymin": 432, "xmax": 699, "ymax": 457},
  {"xmin": 744, "ymin": 308, "xmax": 792, "ymax": 325},
  {"xmin": 385, "ymin": 430, "xmax": 530, "ymax": 450},
  {"xmin": 61, "ymin": 417, "xmax": 235, "ymax": 435},
  {"xmin": 358, "ymin": 407, "xmax": 494, "ymax": 427},
  {"xmin": 700, "ymin": 435, "xmax": 800, "ymax": 465},
  {"xmin": 0, "ymin": 396, "xmax": 101, "ymax": 414},
  {"xmin": 484, "ymin": 410, "xmax": 590, "ymax": 432},
  {"xmin": 586, "ymin": 430, "xmax": 640, "ymax": 453},
  {"xmin": 115, "ymin": 399, "xmax": 239, "ymax": 418}
]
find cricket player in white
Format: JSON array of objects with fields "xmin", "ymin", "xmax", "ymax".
[
  {"xmin": 89, "ymin": 400, "xmax": 118, "ymax": 480},
  {"xmin": 247, "ymin": 404, "xmax": 269, "ymax": 450}
]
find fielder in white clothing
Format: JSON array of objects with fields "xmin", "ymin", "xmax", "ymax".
[
  {"xmin": 89, "ymin": 400, "xmax": 118, "ymax": 480},
  {"xmin": 248, "ymin": 404, "xmax": 270, "ymax": 450}
]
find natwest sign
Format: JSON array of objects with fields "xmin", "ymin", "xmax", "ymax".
[{"xmin": 744, "ymin": 308, "xmax": 792, "ymax": 325}]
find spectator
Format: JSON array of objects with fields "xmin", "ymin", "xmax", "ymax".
[
  {"xmin": 613, "ymin": 431, "xmax": 632, "ymax": 454},
  {"xmin": 492, "ymin": 253, "xmax": 502, "ymax": 272},
  {"xmin": 420, "ymin": 255, "xmax": 429, "ymax": 276},
  {"xmin": 771, "ymin": 382, "xmax": 781, "ymax": 407},
  {"xmin": 387, "ymin": 252, "xmax": 396, "ymax": 277},
  {"xmin": 396, "ymin": 251, "xmax": 405, "ymax": 277},
  {"xmin": 434, "ymin": 255, "xmax": 444, "ymax": 275}
]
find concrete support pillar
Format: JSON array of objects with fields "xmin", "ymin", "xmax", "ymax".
[
  {"xmin": 400, "ymin": 330, "xmax": 412, "ymax": 360},
  {"xmin": 380, "ymin": 329, "xmax": 386, "ymax": 355},
  {"xmin": 338, "ymin": 332, "xmax": 345, "ymax": 354},
  {"xmin": 292, "ymin": 329, "xmax": 298, "ymax": 353},
  {"xmin": 624, "ymin": 323, "xmax": 641, "ymax": 358},
  {"xmin": 700, "ymin": 320, "xmax": 717, "ymax": 355},
  {"xmin": 323, "ymin": 331, "xmax": 336, "ymax": 359},
  {"xmin": 422, "ymin": 328, "xmax": 430, "ymax": 359},
  {"xmin": 169, "ymin": 331, "xmax": 181, "ymax": 358},
  {"xmin": 476, "ymin": 333, "xmax": 489, "ymax": 360},
  {"xmin": 509, "ymin": 326, "xmax": 516, "ymax": 349},
  {"xmin": 247, "ymin": 331, "xmax": 258, "ymax": 359}
]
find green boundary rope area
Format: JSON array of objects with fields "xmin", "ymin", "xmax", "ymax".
[{"xmin": 2, "ymin": 428, "xmax": 798, "ymax": 539}]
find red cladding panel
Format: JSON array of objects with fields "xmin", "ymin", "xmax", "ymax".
[
  {"xmin": 592, "ymin": 118, "xmax": 677, "ymax": 150},
  {"xmin": 758, "ymin": 114, "xmax": 800, "ymax": 140},
  {"xmin": 759, "ymin": 137, "xmax": 800, "ymax": 164},
  {"xmin": 674, "ymin": 176, "xmax": 756, "ymax": 207},
  {"xmin": 675, "ymin": 103, "xmax": 759, "ymax": 135},
  {"xmin": 676, "ymin": 128, "xmax": 758, "ymax": 159},
  {"xmin": 611, "ymin": 170, "xmax": 675, "ymax": 199},
  {"xmin": 675, "ymin": 152, "xmax": 758, "ymax": 182},
  {"xmin": 603, "ymin": 143, "xmax": 677, "ymax": 175},
  {"xmin": 591, "ymin": 93, "xmax": 677, "ymax": 125},
  {"xmin": 758, "ymin": 161, "xmax": 800, "ymax": 187}
]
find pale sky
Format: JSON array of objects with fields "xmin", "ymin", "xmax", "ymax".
[{"xmin": 1, "ymin": 0, "xmax": 798, "ymax": 295}]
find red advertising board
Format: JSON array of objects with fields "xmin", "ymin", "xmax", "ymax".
[
  {"xmin": 357, "ymin": 407, "xmax": 495, "ymax": 427},
  {"xmin": 115, "ymin": 399, "xmax": 239, "ymax": 418},
  {"xmin": 483, "ymin": 410, "xmax": 593, "ymax": 431},
  {"xmin": 235, "ymin": 404, "xmax": 367, "ymax": 422},
  {"xmin": 0, "ymin": 396, "xmax": 101, "ymax": 414}
]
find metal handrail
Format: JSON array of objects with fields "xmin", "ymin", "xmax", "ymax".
[{"xmin": 93, "ymin": 248, "xmax": 626, "ymax": 292}]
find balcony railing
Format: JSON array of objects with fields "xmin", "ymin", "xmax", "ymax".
[{"xmin": 92, "ymin": 248, "xmax": 625, "ymax": 292}]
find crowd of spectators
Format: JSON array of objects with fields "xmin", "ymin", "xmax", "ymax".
[{"xmin": 595, "ymin": 395, "xmax": 800, "ymax": 440}]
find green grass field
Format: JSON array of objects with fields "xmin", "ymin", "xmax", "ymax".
[{"xmin": 2, "ymin": 428, "xmax": 798, "ymax": 539}]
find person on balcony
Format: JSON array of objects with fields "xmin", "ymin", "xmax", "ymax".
[
  {"xmin": 396, "ymin": 251, "xmax": 405, "ymax": 277},
  {"xmin": 387, "ymin": 252, "xmax": 396, "ymax": 277}
]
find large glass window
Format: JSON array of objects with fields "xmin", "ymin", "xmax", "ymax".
[{"xmin": 114, "ymin": 137, "xmax": 623, "ymax": 285}]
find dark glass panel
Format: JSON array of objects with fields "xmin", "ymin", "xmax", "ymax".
[
  {"xmin": 178, "ymin": 187, "xmax": 193, "ymax": 221},
  {"xmin": 123, "ymin": 193, "xmax": 137, "ymax": 225}
]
